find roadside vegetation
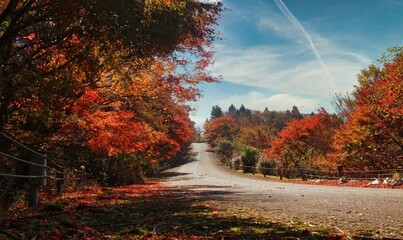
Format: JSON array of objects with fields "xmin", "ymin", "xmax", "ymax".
[
  {"xmin": 0, "ymin": 0, "xmax": 223, "ymax": 205},
  {"xmin": 204, "ymin": 48, "xmax": 403, "ymax": 185}
]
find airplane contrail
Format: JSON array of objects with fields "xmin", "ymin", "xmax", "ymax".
[{"xmin": 274, "ymin": 0, "xmax": 335, "ymax": 87}]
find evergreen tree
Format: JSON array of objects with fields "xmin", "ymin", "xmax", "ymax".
[
  {"xmin": 210, "ymin": 105, "xmax": 223, "ymax": 120},
  {"xmin": 228, "ymin": 104, "xmax": 237, "ymax": 113},
  {"xmin": 291, "ymin": 106, "xmax": 303, "ymax": 119},
  {"xmin": 239, "ymin": 104, "xmax": 246, "ymax": 114}
]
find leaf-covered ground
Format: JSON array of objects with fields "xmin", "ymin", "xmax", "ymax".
[{"xmin": 0, "ymin": 182, "xmax": 351, "ymax": 240}]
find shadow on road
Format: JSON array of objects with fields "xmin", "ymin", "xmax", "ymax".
[
  {"xmin": 161, "ymin": 146, "xmax": 198, "ymax": 170},
  {"xmin": 157, "ymin": 172, "xmax": 192, "ymax": 179},
  {"xmin": 172, "ymin": 184, "xmax": 243, "ymax": 200},
  {"xmin": 0, "ymin": 183, "xmax": 344, "ymax": 239}
]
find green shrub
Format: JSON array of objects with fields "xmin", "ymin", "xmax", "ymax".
[
  {"xmin": 231, "ymin": 156, "xmax": 242, "ymax": 170},
  {"xmin": 259, "ymin": 158, "xmax": 277, "ymax": 176},
  {"xmin": 105, "ymin": 154, "xmax": 145, "ymax": 186},
  {"xmin": 216, "ymin": 140, "xmax": 234, "ymax": 165},
  {"xmin": 241, "ymin": 147, "xmax": 259, "ymax": 173},
  {"xmin": 392, "ymin": 172, "xmax": 401, "ymax": 181}
]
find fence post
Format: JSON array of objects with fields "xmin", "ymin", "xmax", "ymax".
[
  {"xmin": 28, "ymin": 184, "xmax": 39, "ymax": 207},
  {"xmin": 338, "ymin": 166, "xmax": 344, "ymax": 178},
  {"xmin": 56, "ymin": 166, "xmax": 64, "ymax": 195},
  {"xmin": 397, "ymin": 166, "xmax": 403, "ymax": 182},
  {"xmin": 28, "ymin": 155, "xmax": 47, "ymax": 207},
  {"xmin": 278, "ymin": 168, "xmax": 283, "ymax": 180},
  {"xmin": 299, "ymin": 168, "xmax": 306, "ymax": 181}
]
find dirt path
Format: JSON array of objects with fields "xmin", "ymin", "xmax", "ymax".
[{"xmin": 159, "ymin": 143, "xmax": 403, "ymax": 239}]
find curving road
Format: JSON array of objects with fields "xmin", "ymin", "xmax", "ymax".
[{"xmin": 160, "ymin": 143, "xmax": 403, "ymax": 238}]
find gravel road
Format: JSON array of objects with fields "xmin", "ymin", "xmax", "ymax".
[{"xmin": 160, "ymin": 143, "xmax": 403, "ymax": 238}]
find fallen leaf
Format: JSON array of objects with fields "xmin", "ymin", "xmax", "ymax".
[{"xmin": 83, "ymin": 226, "xmax": 96, "ymax": 233}]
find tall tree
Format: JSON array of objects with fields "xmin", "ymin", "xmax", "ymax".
[
  {"xmin": 0, "ymin": 0, "xmax": 222, "ymax": 140},
  {"xmin": 210, "ymin": 105, "xmax": 223, "ymax": 120},
  {"xmin": 265, "ymin": 108, "xmax": 342, "ymax": 170},
  {"xmin": 333, "ymin": 48, "xmax": 403, "ymax": 170},
  {"xmin": 332, "ymin": 91, "xmax": 356, "ymax": 123},
  {"xmin": 239, "ymin": 104, "xmax": 246, "ymax": 114},
  {"xmin": 291, "ymin": 106, "xmax": 303, "ymax": 119},
  {"xmin": 0, "ymin": 0, "xmax": 223, "ymax": 184},
  {"xmin": 228, "ymin": 104, "xmax": 237, "ymax": 114},
  {"xmin": 204, "ymin": 116, "xmax": 237, "ymax": 147},
  {"xmin": 239, "ymin": 125, "xmax": 276, "ymax": 149}
]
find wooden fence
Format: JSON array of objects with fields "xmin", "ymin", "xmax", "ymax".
[
  {"xmin": 0, "ymin": 131, "xmax": 65, "ymax": 207},
  {"xmin": 239, "ymin": 164, "xmax": 403, "ymax": 182}
]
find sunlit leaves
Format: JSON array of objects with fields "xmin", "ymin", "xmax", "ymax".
[
  {"xmin": 204, "ymin": 116, "xmax": 237, "ymax": 147},
  {"xmin": 333, "ymin": 50, "xmax": 403, "ymax": 170},
  {"xmin": 238, "ymin": 125, "xmax": 275, "ymax": 150},
  {"xmin": 0, "ymin": 0, "xmax": 223, "ymax": 185},
  {"xmin": 265, "ymin": 109, "xmax": 342, "ymax": 169},
  {"xmin": 83, "ymin": 110, "xmax": 149, "ymax": 156}
]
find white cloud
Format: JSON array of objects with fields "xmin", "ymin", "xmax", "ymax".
[
  {"xmin": 210, "ymin": 35, "xmax": 371, "ymax": 99},
  {"xmin": 258, "ymin": 13, "xmax": 306, "ymax": 45},
  {"xmin": 223, "ymin": 6, "xmax": 373, "ymax": 97}
]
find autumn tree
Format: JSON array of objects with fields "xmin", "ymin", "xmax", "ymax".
[
  {"xmin": 333, "ymin": 48, "xmax": 403, "ymax": 170},
  {"xmin": 265, "ymin": 108, "xmax": 342, "ymax": 170},
  {"xmin": 63, "ymin": 58, "xmax": 203, "ymax": 183},
  {"xmin": 203, "ymin": 116, "xmax": 237, "ymax": 147},
  {"xmin": 238, "ymin": 125, "xmax": 276, "ymax": 149},
  {"xmin": 0, "ymin": 0, "xmax": 223, "ymax": 184},
  {"xmin": 332, "ymin": 91, "xmax": 356, "ymax": 123},
  {"xmin": 0, "ymin": 0, "xmax": 222, "ymax": 133}
]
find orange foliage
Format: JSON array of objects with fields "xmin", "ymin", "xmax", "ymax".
[
  {"xmin": 84, "ymin": 110, "xmax": 149, "ymax": 156},
  {"xmin": 238, "ymin": 125, "xmax": 274, "ymax": 149},
  {"xmin": 68, "ymin": 76, "xmax": 194, "ymax": 160},
  {"xmin": 0, "ymin": 0, "xmax": 223, "ymax": 185},
  {"xmin": 71, "ymin": 88, "xmax": 102, "ymax": 117},
  {"xmin": 204, "ymin": 116, "xmax": 238, "ymax": 146},
  {"xmin": 265, "ymin": 109, "xmax": 341, "ymax": 169},
  {"xmin": 332, "ymin": 56, "xmax": 403, "ymax": 170}
]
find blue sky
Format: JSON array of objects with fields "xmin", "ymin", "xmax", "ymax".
[{"xmin": 191, "ymin": 0, "xmax": 403, "ymax": 127}]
